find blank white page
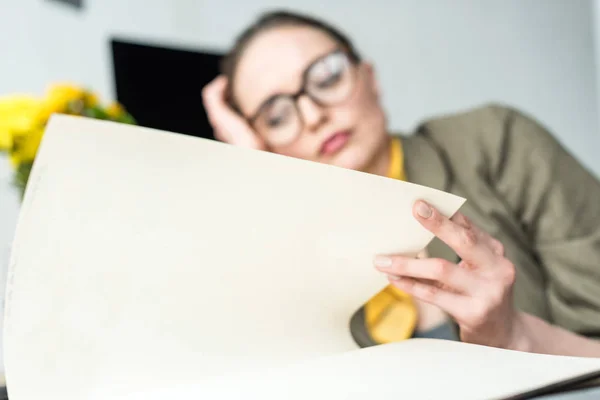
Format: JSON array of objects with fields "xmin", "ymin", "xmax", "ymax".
[
  {"xmin": 109, "ymin": 339, "xmax": 600, "ymax": 400},
  {"xmin": 3, "ymin": 115, "xmax": 465, "ymax": 399}
]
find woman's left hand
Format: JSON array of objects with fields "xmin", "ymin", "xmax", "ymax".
[{"xmin": 374, "ymin": 200, "xmax": 520, "ymax": 349}]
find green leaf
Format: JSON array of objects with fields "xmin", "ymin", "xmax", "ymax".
[
  {"xmin": 84, "ymin": 106, "xmax": 110, "ymax": 120},
  {"xmin": 112, "ymin": 112, "xmax": 137, "ymax": 125},
  {"xmin": 13, "ymin": 161, "xmax": 33, "ymax": 200}
]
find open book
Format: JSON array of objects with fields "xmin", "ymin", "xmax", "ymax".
[{"xmin": 3, "ymin": 115, "xmax": 600, "ymax": 399}]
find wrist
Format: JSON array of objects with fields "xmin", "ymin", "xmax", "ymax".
[{"xmin": 506, "ymin": 311, "xmax": 534, "ymax": 353}]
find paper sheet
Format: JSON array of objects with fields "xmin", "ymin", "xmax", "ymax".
[
  {"xmin": 3, "ymin": 115, "xmax": 465, "ymax": 399},
  {"xmin": 104, "ymin": 339, "xmax": 600, "ymax": 400}
]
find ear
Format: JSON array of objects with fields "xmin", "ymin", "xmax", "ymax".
[{"xmin": 362, "ymin": 61, "xmax": 381, "ymax": 99}]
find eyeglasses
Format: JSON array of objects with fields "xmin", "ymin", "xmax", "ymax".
[{"xmin": 246, "ymin": 49, "xmax": 359, "ymax": 147}]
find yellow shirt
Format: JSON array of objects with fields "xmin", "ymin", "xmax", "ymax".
[{"xmin": 363, "ymin": 137, "xmax": 418, "ymax": 343}]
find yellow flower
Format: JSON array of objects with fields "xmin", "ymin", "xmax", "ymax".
[
  {"xmin": 9, "ymin": 126, "xmax": 44, "ymax": 167},
  {"xmin": 0, "ymin": 126, "xmax": 12, "ymax": 150},
  {"xmin": 84, "ymin": 92, "xmax": 99, "ymax": 107},
  {"xmin": 43, "ymin": 83, "xmax": 85, "ymax": 116},
  {"xmin": 0, "ymin": 95, "xmax": 45, "ymax": 151},
  {"xmin": 107, "ymin": 102, "xmax": 125, "ymax": 119}
]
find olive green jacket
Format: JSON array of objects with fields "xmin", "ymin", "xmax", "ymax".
[{"xmin": 400, "ymin": 104, "xmax": 600, "ymax": 338}]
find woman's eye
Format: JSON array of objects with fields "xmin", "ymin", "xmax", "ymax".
[
  {"xmin": 267, "ymin": 115, "xmax": 284, "ymax": 127},
  {"xmin": 315, "ymin": 70, "xmax": 343, "ymax": 89},
  {"xmin": 311, "ymin": 54, "xmax": 347, "ymax": 89},
  {"xmin": 267, "ymin": 107, "xmax": 291, "ymax": 127}
]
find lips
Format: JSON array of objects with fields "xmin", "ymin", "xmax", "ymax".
[{"xmin": 320, "ymin": 131, "xmax": 351, "ymax": 156}]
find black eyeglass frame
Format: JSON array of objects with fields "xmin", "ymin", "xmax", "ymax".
[{"xmin": 244, "ymin": 48, "xmax": 361, "ymax": 127}]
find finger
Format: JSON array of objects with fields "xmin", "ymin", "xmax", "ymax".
[
  {"xmin": 202, "ymin": 76, "xmax": 227, "ymax": 105},
  {"xmin": 490, "ymin": 239, "xmax": 505, "ymax": 256},
  {"xmin": 413, "ymin": 200, "xmax": 494, "ymax": 267},
  {"xmin": 388, "ymin": 276, "xmax": 471, "ymax": 320},
  {"xmin": 374, "ymin": 255, "xmax": 477, "ymax": 294},
  {"xmin": 203, "ymin": 75, "xmax": 227, "ymax": 97},
  {"xmin": 202, "ymin": 76, "xmax": 228, "ymax": 119},
  {"xmin": 452, "ymin": 212, "xmax": 505, "ymax": 257},
  {"xmin": 213, "ymin": 127, "xmax": 226, "ymax": 142},
  {"xmin": 449, "ymin": 211, "xmax": 471, "ymax": 229}
]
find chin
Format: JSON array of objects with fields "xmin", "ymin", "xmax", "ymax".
[{"xmin": 329, "ymin": 144, "xmax": 372, "ymax": 172}]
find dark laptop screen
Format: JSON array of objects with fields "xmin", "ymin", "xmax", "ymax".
[{"xmin": 110, "ymin": 38, "xmax": 223, "ymax": 140}]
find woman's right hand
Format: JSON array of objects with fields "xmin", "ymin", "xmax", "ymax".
[
  {"xmin": 202, "ymin": 76, "xmax": 266, "ymax": 150},
  {"xmin": 374, "ymin": 201, "xmax": 520, "ymax": 350}
]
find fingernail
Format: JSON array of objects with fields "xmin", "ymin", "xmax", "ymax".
[
  {"xmin": 416, "ymin": 201, "xmax": 432, "ymax": 219},
  {"xmin": 374, "ymin": 256, "xmax": 392, "ymax": 268},
  {"xmin": 388, "ymin": 275, "xmax": 401, "ymax": 281}
]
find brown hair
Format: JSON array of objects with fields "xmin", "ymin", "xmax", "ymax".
[{"xmin": 221, "ymin": 10, "xmax": 362, "ymax": 108}]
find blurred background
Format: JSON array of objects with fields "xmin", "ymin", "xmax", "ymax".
[{"xmin": 1, "ymin": 0, "xmax": 600, "ymax": 378}]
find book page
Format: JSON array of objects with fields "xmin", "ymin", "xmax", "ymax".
[
  {"xmin": 104, "ymin": 339, "xmax": 600, "ymax": 400},
  {"xmin": 3, "ymin": 115, "xmax": 465, "ymax": 399}
]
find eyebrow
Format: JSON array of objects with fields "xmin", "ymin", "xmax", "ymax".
[{"xmin": 247, "ymin": 47, "xmax": 341, "ymax": 120}]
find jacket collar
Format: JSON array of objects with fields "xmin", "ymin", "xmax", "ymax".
[{"xmin": 397, "ymin": 129, "xmax": 450, "ymax": 192}]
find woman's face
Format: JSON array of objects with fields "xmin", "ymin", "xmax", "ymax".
[{"xmin": 232, "ymin": 26, "xmax": 388, "ymax": 173}]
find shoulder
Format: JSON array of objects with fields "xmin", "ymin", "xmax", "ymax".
[
  {"xmin": 417, "ymin": 102, "xmax": 511, "ymax": 129},
  {"xmin": 417, "ymin": 103, "xmax": 529, "ymax": 137},
  {"xmin": 414, "ymin": 102, "xmax": 558, "ymax": 161}
]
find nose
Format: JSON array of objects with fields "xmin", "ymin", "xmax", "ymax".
[{"xmin": 297, "ymin": 95, "xmax": 326, "ymax": 132}]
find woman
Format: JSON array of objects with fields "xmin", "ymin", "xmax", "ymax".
[{"xmin": 202, "ymin": 10, "xmax": 600, "ymax": 356}]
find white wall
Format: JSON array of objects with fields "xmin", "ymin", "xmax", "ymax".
[
  {"xmin": 0, "ymin": 0, "xmax": 179, "ymax": 97},
  {"xmin": 0, "ymin": 0, "xmax": 599, "ymax": 377},
  {"xmin": 594, "ymin": 0, "xmax": 600, "ymax": 132}
]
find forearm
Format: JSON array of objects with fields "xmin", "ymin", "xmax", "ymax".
[{"xmin": 511, "ymin": 312, "xmax": 600, "ymax": 357}]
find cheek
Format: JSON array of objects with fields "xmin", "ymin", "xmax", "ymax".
[
  {"xmin": 336, "ymin": 81, "xmax": 384, "ymax": 128},
  {"xmin": 268, "ymin": 139, "xmax": 316, "ymax": 161}
]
